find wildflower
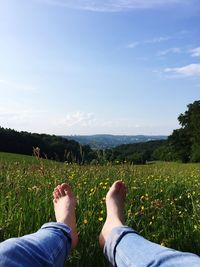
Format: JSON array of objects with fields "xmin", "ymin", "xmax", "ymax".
[
  {"xmin": 84, "ymin": 219, "xmax": 88, "ymax": 224},
  {"xmin": 140, "ymin": 195, "xmax": 145, "ymax": 200},
  {"xmin": 128, "ymin": 209, "xmax": 132, "ymax": 216},
  {"xmin": 98, "ymin": 217, "xmax": 103, "ymax": 222}
]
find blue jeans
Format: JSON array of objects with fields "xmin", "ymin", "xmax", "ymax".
[
  {"xmin": 0, "ymin": 222, "xmax": 71, "ymax": 267},
  {"xmin": 104, "ymin": 226, "xmax": 200, "ymax": 267},
  {"xmin": 0, "ymin": 224, "xmax": 200, "ymax": 267}
]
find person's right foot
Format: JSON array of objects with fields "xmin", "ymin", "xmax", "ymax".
[
  {"xmin": 53, "ymin": 183, "xmax": 78, "ymax": 249},
  {"xmin": 99, "ymin": 180, "xmax": 127, "ymax": 248}
]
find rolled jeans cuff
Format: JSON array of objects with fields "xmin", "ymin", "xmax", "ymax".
[
  {"xmin": 103, "ymin": 226, "xmax": 137, "ymax": 267},
  {"xmin": 41, "ymin": 222, "xmax": 72, "ymax": 247}
]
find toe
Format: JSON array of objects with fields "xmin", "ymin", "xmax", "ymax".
[
  {"xmin": 53, "ymin": 191, "xmax": 57, "ymax": 199},
  {"xmin": 61, "ymin": 183, "xmax": 71, "ymax": 192},
  {"xmin": 61, "ymin": 183, "xmax": 73, "ymax": 197},
  {"xmin": 55, "ymin": 188, "xmax": 62, "ymax": 198},
  {"xmin": 57, "ymin": 185, "xmax": 65, "ymax": 197}
]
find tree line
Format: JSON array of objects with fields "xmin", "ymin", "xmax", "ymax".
[
  {"xmin": 0, "ymin": 100, "xmax": 199, "ymax": 164},
  {"xmin": 105, "ymin": 100, "xmax": 200, "ymax": 164},
  {"xmin": 0, "ymin": 127, "xmax": 96, "ymax": 163}
]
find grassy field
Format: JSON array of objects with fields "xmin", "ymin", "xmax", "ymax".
[{"xmin": 0, "ymin": 152, "xmax": 200, "ymax": 266}]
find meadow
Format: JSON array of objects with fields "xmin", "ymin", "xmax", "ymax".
[{"xmin": 0, "ymin": 152, "xmax": 200, "ymax": 266}]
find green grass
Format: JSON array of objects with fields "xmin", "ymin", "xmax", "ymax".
[{"xmin": 0, "ymin": 152, "xmax": 200, "ymax": 266}]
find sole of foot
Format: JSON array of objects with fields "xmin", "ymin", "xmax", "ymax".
[
  {"xmin": 99, "ymin": 180, "xmax": 127, "ymax": 248},
  {"xmin": 53, "ymin": 183, "xmax": 78, "ymax": 249}
]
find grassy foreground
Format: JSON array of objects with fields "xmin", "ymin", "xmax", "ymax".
[{"xmin": 0, "ymin": 152, "xmax": 200, "ymax": 266}]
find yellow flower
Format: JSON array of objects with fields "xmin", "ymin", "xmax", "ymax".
[
  {"xmin": 84, "ymin": 219, "xmax": 88, "ymax": 224},
  {"xmin": 98, "ymin": 217, "xmax": 103, "ymax": 222}
]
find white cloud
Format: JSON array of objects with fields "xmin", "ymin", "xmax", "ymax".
[
  {"xmin": 157, "ymin": 47, "xmax": 181, "ymax": 56},
  {"xmin": 0, "ymin": 106, "xmax": 168, "ymax": 135},
  {"xmin": 190, "ymin": 47, "xmax": 200, "ymax": 57},
  {"xmin": 56, "ymin": 116, "xmax": 149, "ymax": 135},
  {"xmin": 0, "ymin": 106, "xmax": 46, "ymax": 122},
  {"xmin": 126, "ymin": 42, "xmax": 139, "ymax": 48},
  {"xmin": 40, "ymin": 0, "xmax": 194, "ymax": 12},
  {"xmin": 0, "ymin": 79, "xmax": 36, "ymax": 92},
  {"xmin": 164, "ymin": 64, "xmax": 200, "ymax": 77},
  {"xmin": 127, "ymin": 36, "xmax": 171, "ymax": 49},
  {"xmin": 58, "ymin": 112, "xmax": 96, "ymax": 127},
  {"xmin": 144, "ymin": 36, "xmax": 172, "ymax": 44}
]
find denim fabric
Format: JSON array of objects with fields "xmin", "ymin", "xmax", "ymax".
[
  {"xmin": 0, "ymin": 222, "xmax": 71, "ymax": 267},
  {"xmin": 104, "ymin": 226, "xmax": 200, "ymax": 267}
]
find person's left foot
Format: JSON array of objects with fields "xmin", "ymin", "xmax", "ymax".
[
  {"xmin": 53, "ymin": 183, "xmax": 78, "ymax": 249},
  {"xmin": 99, "ymin": 180, "xmax": 127, "ymax": 248}
]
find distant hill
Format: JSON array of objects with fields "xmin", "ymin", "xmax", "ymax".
[
  {"xmin": 63, "ymin": 134, "xmax": 168, "ymax": 149},
  {"xmin": 0, "ymin": 127, "xmax": 95, "ymax": 163}
]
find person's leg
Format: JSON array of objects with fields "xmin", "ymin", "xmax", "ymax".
[
  {"xmin": 99, "ymin": 180, "xmax": 200, "ymax": 267},
  {"xmin": 0, "ymin": 183, "xmax": 78, "ymax": 267}
]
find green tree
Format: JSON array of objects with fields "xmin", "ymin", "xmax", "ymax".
[{"xmin": 169, "ymin": 100, "xmax": 200, "ymax": 162}]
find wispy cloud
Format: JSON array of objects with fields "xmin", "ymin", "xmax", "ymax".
[
  {"xmin": 0, "ymin": 79, "xmax": 37, "ymax": 92},
  {"xmin": 157, "ymin": 47, "xmax": 181, "ymax": 56},
  {"xmin": 40, "ymin": 0, "xmax": 194, "ymax": 12},
  {"xmin": 58, "ymin": 112, "xmax": 96, "ymax": 127},
  {"xmin": 0, "ymin": 106, "xmax": 173, "ymax": 135},
  {"xmin": 0, "ymin": 106, "xmax": 46, "ymax": 121},
  {"xmin": 127, "ymin": 35, "xmax": 171, "ymax": 49},
  {"xmin": 126, "ymin": 42, "xmax": 139, "ymax": 49},
  {"xmin": 57, "ymin": 115, "xmax": 148, "ymax": 135},
  {"xmin": 144, "ymin": 36, "xmax": 172, "ymax": 44},
  {"xmin": 164, "ymin": 63, "xmax": 200, "ymax": 77},
  {"xmin": 190, "ymin": 47, "xmax": 200, "ymax": 57}
]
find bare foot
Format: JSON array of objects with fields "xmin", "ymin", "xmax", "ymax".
[
  {"xmin": 53, "ymin": 183, "xmax": 78, "ymax": 249},
  {"xmin": 99, "ymin": 180, "xmax": 127, "ymax": 248}
]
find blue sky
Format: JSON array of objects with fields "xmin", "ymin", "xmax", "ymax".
[{"xmin": 0, "ymin": 0, "xmax": 200, "ymax": 135}]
